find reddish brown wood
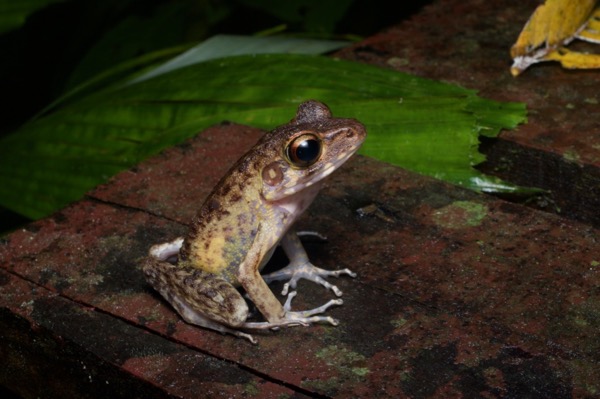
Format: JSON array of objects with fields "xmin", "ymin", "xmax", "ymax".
[{"xmin": 1, "ymin": 121, "xmax": 599, "ymax": 397}]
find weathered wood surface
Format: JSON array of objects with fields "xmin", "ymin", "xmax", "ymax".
[
  {"xmin": 2, "ymin": 0, "xmax": 600, "ymax": 397},
  {"xmin": 2, "ymin": 122, "xmax": 599, "ymax": 397}
]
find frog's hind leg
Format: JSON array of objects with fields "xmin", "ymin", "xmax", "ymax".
[
  {"xmin": 262, "ymin": 231, "xmax": 357, "ymax": 297},
  {"xmin": 143, "ymin": 251, "xmax": 257, "ymax": 343}
]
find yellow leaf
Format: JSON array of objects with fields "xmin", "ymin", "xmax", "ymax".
[
  {"xmin": 576, "ymin": 7, "xmax": 600, "ymax": 42},
  {"xmin": 510, "ymin": 0, "xmax": 599, "ymax": 76},
  {"xmin": 545, "ymin": 47, "xmax": 600, "ymax": 68}
]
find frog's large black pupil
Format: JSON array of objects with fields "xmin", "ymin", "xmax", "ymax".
[{"xmin": 295, "ymin": 139, "xmax": 320, "ymax": 163}]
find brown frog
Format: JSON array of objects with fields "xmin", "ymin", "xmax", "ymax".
[{"xmin": 143, "ymin": 100, "xmax": 366, "ymax": 343}]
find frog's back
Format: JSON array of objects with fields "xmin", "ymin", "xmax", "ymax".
[{"xmin": 180, "ymin": 153, "xmax": 267, "ymax": 280}]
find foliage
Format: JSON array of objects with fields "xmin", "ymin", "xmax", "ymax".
[
  {"xmin": 0, "ymin": 53, "xmax": 526, "ymax": 219},
  {"xmin": 0, "ymin": 0, "xmax": 528, "ymax": 223}
]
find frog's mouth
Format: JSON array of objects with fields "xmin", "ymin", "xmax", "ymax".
[{"xmin": 308, "ymin": 142, "xmax": 361, "ymax": 182}]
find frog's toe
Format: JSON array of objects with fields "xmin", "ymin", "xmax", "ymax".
[
  {"xmin": 264, "ymin": 262, "xmax": 356, "ymax": 297},
  {"xmin": 282, "ymin": 291, "xmax": 343, "ymax": 326},
  {"xmin": 235, "ymin": 331, "xmax": 258, "ymax": 344},
  {"xmin": 282, "ymin": 274, "xmax": 341, "ymax": 297}
]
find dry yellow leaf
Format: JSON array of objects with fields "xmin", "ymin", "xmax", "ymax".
[
  {"xmin": 577, "ymin": 7, "xmax": 600, "ymax": 42},
  {"xmin": 545, "ymin": 47, "xmax": 600, "ymax": 68},
  {"xmin": 511, "ymin": 0, "xmax": 600, "ymax": 75}
]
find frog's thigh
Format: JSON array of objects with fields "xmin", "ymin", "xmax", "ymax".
[
  {"xmin": 145, "ymin": 258, "xmax": 249, "ymax": 327},
  {"xmin": 170, "ymin": 280, "xmax": 248, "ymax": 327},
  {"xmin": 170, "ymin": 294, "xmax": 244, "ymax": 333}
]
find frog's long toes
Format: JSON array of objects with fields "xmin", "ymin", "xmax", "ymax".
[
  {"xmin": 281, "ymin": 282, "xmax": 292, "ymax": 296},
  {"xmin": 292, "ymin": 298, "xmax": 343, "ymax": 317},
  {"xmin": 327, "ymin": 268, "xmax": 357, "ymax": 279},
  {"xmin": 330, "ymin": 284, "xmax": 343, "ymax": 297},
  {"xmin": 283, "ymin": 291, "xmax": 298, "ymax": 312},
  {"xmin": 236, "ymin": 331, "xmax": 258, "ymax": 344},
  {"xmin": 344, "ymin": 268, "xmax": 358, "ymax": 279},
  {"xmin": 296, "ymin": 230, "xmax": 328, "ymax": 241},
  {"xmin": 331, "ymin": 298, "xmax": 344, "ymax": 307}
]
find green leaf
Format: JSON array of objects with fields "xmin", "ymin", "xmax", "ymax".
[
  {"xmin": 0, "ymin": 54, "xmax": 527, "ymax": 219},
  {"xmin": 0, "ymin": 0, "xmax": 67, "ymax": 34},
  {"xmin": 42, "ymin": 35, "xmax": 350, "ymax": 116},
  {"xmin": 128, "ymin": 34, "xmax": 351, "ymax": 84}
]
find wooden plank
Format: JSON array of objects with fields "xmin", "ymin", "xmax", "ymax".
[
  {"xmin": 2, "ymin": 0, "xmax": 600, "ymax": 396},
  {"xmin": 2, "ymin": 121, "xmax": 598, "ymax": 397}
]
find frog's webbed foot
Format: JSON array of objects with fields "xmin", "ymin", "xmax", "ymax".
[
  {"xmin": 243, "ymin": 291, "xmax": 342, "ymax": 334},
  {"xmin": 282, "ymin": 291, "xmax": 342, "ymax": 325},
  {"xmin": 262, "ymin": 231, "xmax": 357, "ymax": 297},
  {"xmin": 264, "ymin": 262, "xmax": 356, "ymax": 297}
]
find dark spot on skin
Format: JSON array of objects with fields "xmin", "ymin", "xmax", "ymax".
[
  {"xmin": 183, "ymin": 275, "xmax": 195, "ymax": 287},
  {"xmin": 237, "ymin": 180, "xmax": 248, "ymax": 192},
  {"xmin": 208, "ymin": 198, "xmax": 220, "ymax": 211},
  {"xmin": 198, "ymin": 198, "xmax": 230, "ymax": 225},
  {"xmin": 218, "ymin": 183, "xmax": 231, "ymax": 197},
  {"xmin": 229, "ymin": 192, "xmax": 242, "ymax": 203},
  {"xmin": 203, "ymin": 287, "xmax": 218, "ymax": 299},
  {"xmin": 224, "ymin": 294, "xmax": 237, "ymax": 313},
  {"xmin": 237, "ymin": 161, "xmax": 250, "ymax": 174},
  {"xmin": 223, "ymin": 225, "xmax": 233, "ymax": 234}
]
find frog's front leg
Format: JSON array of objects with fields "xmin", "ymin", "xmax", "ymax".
[
  {"xmin": 238, "ymin": 236, "xmax": 342, "ymax": 328},
  {"xmin": 262, "ymin": 231, "xmax": 357, "ymax": 297}
]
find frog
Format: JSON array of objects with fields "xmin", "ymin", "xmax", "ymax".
[{"xmin": 142, "ymin": 100, "xmax": 367, "ymax": 343}]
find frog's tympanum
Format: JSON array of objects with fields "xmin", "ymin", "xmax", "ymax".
[{"xmin": 143, "ymin": 100, "xmax": 366, "ymax": 343}]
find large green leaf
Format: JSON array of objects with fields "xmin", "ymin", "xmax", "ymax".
[
  {"xmin": 0, "ymin": 54, "xmax": 526, "ymax": 219},
  {"xmin": 41, "ymin": 35, "xmax": 350, "ymax": 118}
]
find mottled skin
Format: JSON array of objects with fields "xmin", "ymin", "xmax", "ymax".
[{"xmin": 143, "ymin": 101, "xmax": 366, "ymax": 343}]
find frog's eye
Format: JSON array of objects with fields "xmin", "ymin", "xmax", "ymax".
[{"xmin": 286, "ymin": 134, "xmax": 322, "ymax": 167}]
